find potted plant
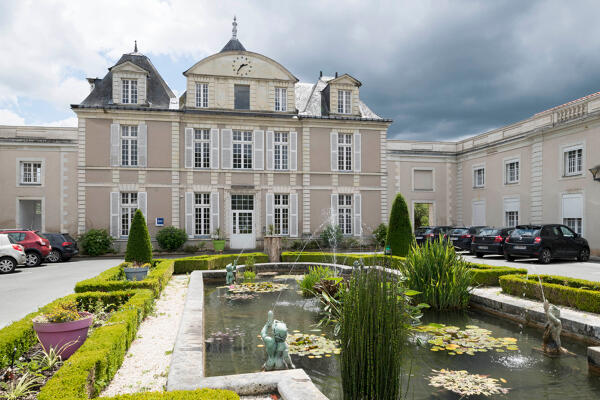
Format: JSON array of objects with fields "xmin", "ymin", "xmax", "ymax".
[
  {"xmin": 32, "ymin": 299, "xmax": 93, "ymax": 360},
  {"xmin": 212, "ymin": 228, "xmax": 226, "ymax": 253},
  {"xmin": 123, "ymin": 209, "xmax": 153, "ymax": 281}
]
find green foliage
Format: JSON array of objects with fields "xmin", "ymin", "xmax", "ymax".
[
  {"xmin": 243, "ymin": 271, "xmax": 256, "ymax": 282},
  {"xmin": 372, "ymin": 223, "xmax": 388, "ymax": 248},
  {"xmin": 156, "ymin": 227, "xmax": 188, "ymax": 252},
  {"xmin": 172, "ymin": 253, "xmax": 268, "ymax": 274},
  {"xmin": 299, "ymin": 266, "xmax": 334, "ymax": 296},
  {"xmin": 340, "ymin": 268, "xmax": 423, "ymax": 400},
  {"xmin": 0, "ymin": 372, "xmax": 41, "ymax": 400},
  {"xmin": 125, "ymin": 209, "xmax": 153, "ymax": 265},
  {"xmin": 413, "ymin": 203, "xmax": 430, "ymax": 228},
  {"xmin": 183, "ymin": 243, "xmax": 205, "ymax": 253},
  {"xmin": 499, "ymin": 274, "xmax": 600, "ymax": 313},
  {"xmin": 42, "ymin": 299, "xmax": 81, "ymax": 323},
  {"xmin": 100, "ymin": 389, "xmax": 240, "ymax": 400},
  {"xmin": 386, "ymin": 193, "xmax": 413, "ymax": 256},
  {"xmin": 79, "ymin": 229, "xmax": 114, "ymax": 256},
  {"xmin": 320, "ymin": 224, "xmax": 343, "ymax": 248},
  {"xmin": 74, "ymin": 260, "xmax": 174, "ymax": 297},
  {"xmin": 244, "ymin": 255, "xmax": 255, "ymax": 273},
  {"xmin": 281, "ymin": 252, "xmax": 405, "ymax": 269},
  {"xmin": 468, "ymin": 263, "xmax": 527, "ymax": 286},
  {"xmin": 400, "ymin": 237, "xmax": 472, "ymax": 310}
]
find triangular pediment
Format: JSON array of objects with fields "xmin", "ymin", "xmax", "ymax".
[
  {"xmin": 110, "ymin": 61, "xmax": 149, "ymax": 74},
  {"xmin": 328, "ymin": 74, "xmax": 362, "ymax": 87}
]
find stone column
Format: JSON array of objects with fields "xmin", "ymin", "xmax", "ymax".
[{"xmin": 263, "ymin": 236, "xmax": 282, "ymax": 262}]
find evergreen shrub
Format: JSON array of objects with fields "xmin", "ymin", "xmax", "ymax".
[
  {"xmin": 386, "ymin": 193, "xmax": 413, "ymax": 257},
  {"xmin": 125, "ymin": 209, "xmax": 153, "ymax": 265},
  {"xmin": 156, "ymin": 227, "xmax": 188, "ymax": 252},
  {"xmin": 79, "ymin": 229, "xmax": 113, "ymax": 256}
]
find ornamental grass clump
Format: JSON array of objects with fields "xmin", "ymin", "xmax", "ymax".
[
  {"xmin": 125, "ymin": 209, "xmax": 153, "ymax": 266},
  {"xmin": 401, "ymin": 237, "xmax": 472, "ymax": 310},
  {"xmin": 299, "ymin": 265, "xmax": 334, "ymax": 296}
]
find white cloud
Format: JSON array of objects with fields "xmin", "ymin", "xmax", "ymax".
[
  {"xmin": 39, "ymin": 116, "xmax": 78, "ymax": 127},
  {"xmin": 0, "ymin": 109, "xmax": 25, "ymax": 125}
]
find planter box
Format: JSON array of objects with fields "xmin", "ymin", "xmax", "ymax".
[
  {"xmin": 33, "ymin": 312, "xmax": 93, "ymax": 360},
  {"xmin": 124, "ymin": 266, "xmax": 149, "ymax": 281},
  {"xmin": 213, "ymin": 240, "xmax": 226, "ymax": 252}
]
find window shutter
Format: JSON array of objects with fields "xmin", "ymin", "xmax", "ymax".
[
  {"xmin": 210, "ymin": 129, "xmax": 219, "ymax": 169},
  {"xmin": 353, "ymin": 132, "xmax": 361, "ymax": 172},
  {"xmin": 290, "ymin": 131, "xmax": 297, "ymax": 171},
  {"xmin": 138, "ymin": 192, "xmax": 147, "ymax": 219},
  {"xmin": 184, "ymin": 128, "xmax": 194, "ymax": 169},
  {"xmin": 331, "ymin": 194, "xmax": 339, "ymax": 225},
  {"xmin": 211, "ymin": 191, "xmax": 220, "ymax": 234},
  {"xmin": 265, "ymin": 193, "xmax": 274, "ymax": 231},
  {"xmin": 253, "ymin": 130, "xmax": 264, "ymax": 170},
  {"xmin": 185, "ymin": 192, "xmax": 194, "ymax": 238},
  {"xmin": 353, "ymin": 193, "xmax": 362, "ymax": 237},
  {"xmin": 266, "ymin": 130, "xmax": 274, "ymax": 170},
  {"xmin": 110, "ymin": 192, "xmax": 120, "ymax": 238},
  {"xmin": 138, "ymin": 123, "xmax": 147, "ymax": 167},
  {"xmin": 290, "ymin": 193, "xmax": 298, "ymax": 237},
  {"xmin": 221, "ymin": 129, "xmax": 233, "ymax": 169},
  {"xmin": 330, "ymin": 131, "xmax": 338, "ymax": 171},
  {"xmin": 110, "ymin": 123, "xmax": 120, "ymax": 167}
]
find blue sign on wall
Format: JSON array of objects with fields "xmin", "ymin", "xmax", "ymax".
[{"xmin": 155, "ymin": 217, "xmax": 164, "ymax": 227}]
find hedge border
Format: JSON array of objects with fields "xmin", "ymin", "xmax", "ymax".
[
  {"xmin": 172, "ymin": 253, "xmax": 268, "ymax": 274},
  {"xmin": 74, "ymin": 260, "xmax": 174, "ymax": 296},
  {"xmin": 99, "ymin": 389, "xmax": 239, "ymax": 400},
  {"xmin": 468, "ymin": 263, "xmax": 528, "ymax": 286},
  {"xmin": 499, "ymin": 273, "xmax": 600, "ymax": 313}
]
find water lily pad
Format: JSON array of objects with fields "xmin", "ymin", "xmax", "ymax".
[
  {"xmin": 287, "ymin": 333, "xmax": 340, "ymax": 357},
  {"xmin": 228, "ymin": 282, "xmax": 288, "ymax": 294},
  {"xmin": 429, "ymin": 369, "xmax": 510, "ymax": 396}
]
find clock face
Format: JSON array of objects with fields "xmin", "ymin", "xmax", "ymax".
[{"xmin": 232, "ymin": 56, "xmax": 253, "ymax": 76}]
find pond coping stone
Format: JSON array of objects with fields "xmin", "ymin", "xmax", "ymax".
[{"xmin": 589, "ymin": 347, "xmax": 600, "ymax": 375}]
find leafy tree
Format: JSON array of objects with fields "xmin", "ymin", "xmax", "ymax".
[
  {"xmin": 386, "ymin": 193, "xmax": 413, "ymax": 256},
  {"xmin": 156, "ymin": 226, "xmax": 187, "ymax": 251},
  {"xmin": 125, "ymin": 209, "xmax": 153, "ymax": 265},
  {"xmin": 414, "ymin": 203, "xmax": 430, "ymax": 228}
]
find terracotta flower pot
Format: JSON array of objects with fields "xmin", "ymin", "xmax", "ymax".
[
  {"xmin": 33, "ymin": 311, "xmax": 93, "ymax": 360},
  {"xmin": 123, "ymin": 266, "xmax": 149, "ymax": 281}
]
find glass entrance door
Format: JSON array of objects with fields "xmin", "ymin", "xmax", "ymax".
[{"xmin": 230, "ymin": 194, "xmax": 255, "ymax": 249}]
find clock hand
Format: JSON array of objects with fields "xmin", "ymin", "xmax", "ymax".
[{"xmin": 237, "ymin": 63, "xmax": 248, "ymax": 73}]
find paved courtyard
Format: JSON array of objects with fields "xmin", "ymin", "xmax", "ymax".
[{"xmin": 0, "ymin": 257, "xmax": 122, "ymax": 328}]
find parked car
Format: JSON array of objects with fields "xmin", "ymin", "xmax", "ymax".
[
  {"xmin": 43, "ymin": 233, "xmax": 79, "ymax": 262},
  {"xmin": 471, "ymin": 227, "xmax": 515, "ymax": 258},
  {"xmin": 0, "ymin": 230, "xmax": 51, "ymax": 267},
  {"xmin": 449, "ymin": 226, "xmax": 487, "ymax": 252},
  {"xmin": 0, "ymin": 234, "xmax": 26, "ymax": 273},
  {"xmin": 414, "ymin": 226, "xmax": 454, "ymax": 245},
  {"xmin": 504, "ymin": 224, "xmax": 590, "ymax": 264}
]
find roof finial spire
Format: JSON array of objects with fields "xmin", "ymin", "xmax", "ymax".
[
  {"xmin": 232, "ymin": 16, "xmax": 238, "ymax": 39},
  {"xmin": 134, "ymin": 40, "xmax": 138, "ymax": 53}
]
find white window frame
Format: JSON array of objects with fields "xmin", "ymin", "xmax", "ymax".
[
  {"xmin": 274, "ymin": 131, "xmax": 289, "ymax": 170},
  {"xmin": 19, "ymin": 161, "xmax": 43, "ymax": 185},
  {"xmin": 503, "ymin": 157, "xmax": 520, "ymax": 185},
  {"xmin": 194, "ymin": 193, "xmax": 211, "ymax": 236},
  {"xmin": 121, "ymin": 125, "xmax": 138, "ymax": 167},
  {"xmin": 562, "ymin": 144, "xmax": 584, "ymax": 177},
  {"xmin": 505, "ymin": 211, "xmax": 519, "ymax": 227},
  {"xmin": 561, "ymin": 192, "xmax": 584, "ymax": 235},
  {"xmin": 337, "ymin": 89, "xmax": 351, "ymax": 114},
  {"xmin": 193, "ymin": 128, "xmax": 211, "ymax": 168},
  {"xmin": 195, "ymin": 83, "xmax": 208, "ymax": 108},
  {"xmin": 122, "ymin": 79, "xmax": 138, "ymax": 104},
  {"xmin": 273, "ymin": 194, "xmax": 289, "ymax": 236},
  {"xmin": 563, "ymin": 218, "xmax": 583, "ymax": 235},
  {"xmin": 411, "ymin": 167, "xmax": 435, "ymax": 192},
  {"xmin": 232, "ymin": 130, "xmax": 253, "ymax": 169},
  {"xmin": 338, "ymin": 194, "xmax": 353, "ymax": 235},
  {"xmin": 337, "ymin": 133, "xmax": 353, "ymax": 171},
  {"xmin": 274, "ymin": 87, "xmax": 287, "ymax": 112},
  {"xmin": 472, "ymin": 164, "xmax": 485, "ymax": 188},
  {"xmin": 120, "ymin": 192, "xmax": 138, "ymax": 237}
]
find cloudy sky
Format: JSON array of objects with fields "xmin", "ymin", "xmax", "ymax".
[{"xmin": 1, "ymin": 0, "xmax": 600, "ymax": 140}]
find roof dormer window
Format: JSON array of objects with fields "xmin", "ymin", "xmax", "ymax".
[
  {"xmin": 338, "ymin": 90, "xmax": 351, "ymax": 114},
  {"xmin": 122, "ymin": 79, "xmax": 138, "ymax": 104},
  {"xmin": 275, "ymin": 87, "xmax": 287, "ymax": 112},
  {"xmin": 196, "ymin": 83, "xmax": 208, "ymax": 108}
]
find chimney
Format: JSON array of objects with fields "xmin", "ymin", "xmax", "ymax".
[
  {"xmin": 319, "ymin": 70, "xmax": 322, "ymax": 77},
  {"xmin": 335, "ymin": 72, "xmax": 338, "ymax": 78}
]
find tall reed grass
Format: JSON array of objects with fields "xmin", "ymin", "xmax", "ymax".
[{"xmin": 400, "ymin": 237, "xmax": 472, "ymax": 310}]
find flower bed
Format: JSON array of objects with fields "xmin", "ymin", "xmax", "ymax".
[
  {"xmin": 172, "ymin": 253, "xmax": 268, "ymax": 274},
  {"xmin": 74, "ymin": 260, "xmax": 174, "ymax": 296},
  {"xmin": 499, "ymin": 274, "xmax": 600, "ymax": 313}
]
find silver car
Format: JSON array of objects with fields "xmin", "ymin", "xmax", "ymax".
[{"xmin": 0, "ymin": 234, "xmax": 26, "ymax": 273}]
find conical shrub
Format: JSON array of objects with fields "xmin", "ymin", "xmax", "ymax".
[
  {"xmin": 125, "ymin": 209, "xmax": 153, "ymax": 265},
  {"xmin": 386, "ymin": 193, "xmax": 413, "ymax": 256}
]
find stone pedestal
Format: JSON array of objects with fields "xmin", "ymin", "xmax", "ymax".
[
  {"xmin": 263, "ymin": 236, "xmax": 282, "ymax": 262},
  {"xmin": 588, "ymin": 346, "xmax": 600, "ymax": 375}
]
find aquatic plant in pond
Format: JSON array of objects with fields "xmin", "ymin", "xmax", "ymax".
[
  {"xmin": 428, "ymin": 369, "xmax": 510, "ymax": 396},
  {"xmin": 227, "ymin": 281, "xmax": 288, "ymax": 293},
  {"xmin": 287, "ymin": 332, "xmax": 340, "ymax": 358},
  {"xmin": 299, "ymin": 265, "xmax": 335, "ymax": 297}
]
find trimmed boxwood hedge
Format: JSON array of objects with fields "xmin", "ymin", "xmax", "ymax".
[
  {"xmin": 499, "ymin": 274, "xmax": 600, "ymax": 313},
  {"xmin": 100, "ymin": 389, "xmax": 239, "ymax": 400},
  {"xmin": 173, "ymin": 253, "xmax": 268, "ymax": 274},
  {"xmin": 74, "ymin": 260, "xmax": 174, "ymax": 296},
  {"xmin": 468, "ymin": 263, "xmax": 527, "ymax": 286}
]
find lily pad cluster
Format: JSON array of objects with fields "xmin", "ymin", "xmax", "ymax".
[
  {"xmin": 223, "ymin": 293, "xmax": 257, "ymax": 301},
  {"xmin": 227, "ymin": 282, "xmax": 288, "ymax": 294},
  {"xmin": 428, "ymin": 369, "xmax": 510, "ymax": 396},
  {"xmin": 287, "ymin": 332, "xmax": 340, "ymax": 358},
  {"xmin": 415, "ymin": 323, "xmax": 519, "ymax": 355}
]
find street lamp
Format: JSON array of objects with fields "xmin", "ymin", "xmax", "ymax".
[{"xmin": 590, "ymin": 165, "xmax": 600, "ymax": 182}]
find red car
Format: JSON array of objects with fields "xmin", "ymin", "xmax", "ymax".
[{"xmin": 0, "ymin": 230, "xmax": 51, "ymax": 267}]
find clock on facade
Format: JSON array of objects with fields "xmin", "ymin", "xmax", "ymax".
[{"xmin": 232, "ymin": 56, "xmax": 253, "ymax": 76}]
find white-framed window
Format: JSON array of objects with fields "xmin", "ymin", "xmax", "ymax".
[
  {"xmin": 274, "ymin": 194, "xmax": 289, "ymax": 235},
  {"xmin": 338, "ymin": 90, "xmax": 351, "ymax": 114},
  {"xmin": 194, "ymin": 129, "xmax": 210, "ymax": 168},
  {"xmin": 337, "ymin": 133, "xmax": 352, "ymax": 171},
  {"xmin": 504, "ymin": 159, "xmax": 520, "ymax": 184},
  {"xmin": 563, "ymin": 218, "xmax": 582, "ymax": 235},
  {"xmin": 121, "ymin": 125, "xmax": 138, "ymax": 166},
  {"xmin": 505, "ymin": 211, "xmax": 519, "ymax": 227},
  {"xmin": 561, "ymin": 193, "xmax": 583, "ymax": 234},
  {"xmin": 120, "ymin": 192, "xmax": 138, "ymax": 237},
  {"xmin": 275, "ymin": 87, "xmax": 287, "ymax": 111},
  {"xmin": 122, "ymin": 79, "xmax": 138, "ymax": 104},
  {"xmin": 232, "ymin": 130, "xmax": 253, "ymax": 169},
  {"xmin": 194, "ymin": 193, "xmax": 211, "ymax": 236},
  {"xmin": 563, "ymin": 146, "xmax": 583, "ymax": 176},
  {"xmin": 20, "ymin": 162, "xmax": 42, "ymax": 185},
  {"xmin": 274, "ymin": 132, "xmax": 289, "ymax": 170},
  {"xmin": 338, "ymin": 194, "xmax": 352, "ymax": 235},
  {"xmin": 195, "ymin": 83, "xmax": 208, "ymax": 108},
  {"xmin": 473, "ymin": 166, "xmax": 485, "ymax": 188}
]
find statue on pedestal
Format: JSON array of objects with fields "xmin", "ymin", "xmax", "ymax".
[
  {"xmin": 225, "ymin": 262, "xmax": 236, "ymax": 285},
  {"xmin": 543, "ymin": 300, "xmax": 564, "ymax": 356},
  {"xmin": 260, "ymin": 310, "xmax": 294, "ymax": 371}
]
